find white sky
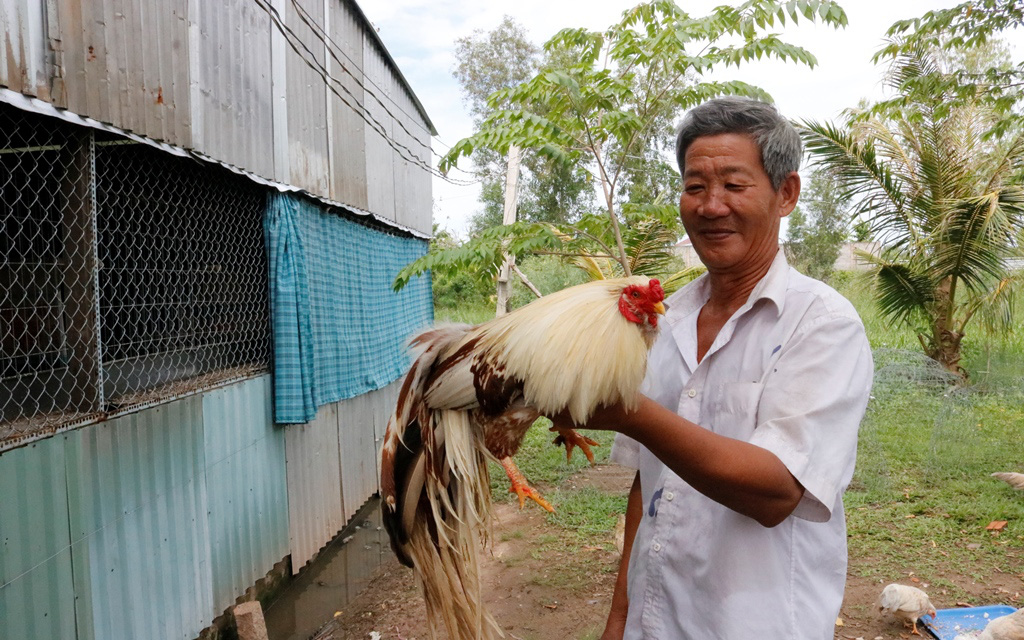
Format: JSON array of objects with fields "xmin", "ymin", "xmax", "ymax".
[{"xmin": 359, "ymin": 1, "xmax": 1011, "ymax": 239}]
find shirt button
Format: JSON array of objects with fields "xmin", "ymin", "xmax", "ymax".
[
  {"xmin": 665, "ymin": 492, "xmax": 674, "ymax": 501},
  {"xmin": 687, "ymin": 389, "xmax": 696, "ymax": 398},
  {"xmin": 652, "ymin": 542, "xmax": 662, "ymax": 552}
]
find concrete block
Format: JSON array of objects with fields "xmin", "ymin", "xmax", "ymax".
[{"xmin": 233, "ymin": 601, "xmax": 269, "ymax": 640}]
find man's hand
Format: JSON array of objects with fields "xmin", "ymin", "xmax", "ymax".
[{"xmin": 548, "ymin": 395, "xmax": 645, "ymax": 433}]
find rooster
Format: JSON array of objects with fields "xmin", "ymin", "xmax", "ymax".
[{"xmin": 379, "ymin": 275, "xmax": 665, "ymax": 639}]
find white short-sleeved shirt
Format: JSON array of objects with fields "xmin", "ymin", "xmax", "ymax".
[{"xmin": 611, "ymin": 250, "xmax": 873, "ymax": 640}]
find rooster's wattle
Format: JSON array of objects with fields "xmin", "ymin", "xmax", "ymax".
[{"xmin": 379, "ymin": 275, "xmax": 665, "ymax": 639}]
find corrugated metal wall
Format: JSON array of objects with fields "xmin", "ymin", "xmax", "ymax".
[
  {"xmin": 0, "ymin": 374, "xmax": 394, "ymax": 637},
  {"xmin": 202, "ymin": 376, "xmax": 289, "ymax": 616},
  {"xmin": 0, "ymin": 0, "xmax": 52, "ymax": 100},
  {"xmin": 285, "ymin": 382, "xmax": 397, "ymax": 572},
  {"xmin": 0, "ymin": 0, "xmax": 434, "ymax": 236},
  {"xmin": 328, "ymin": 1, "xmax": 368, "ymax": 210},
  {"xmin": 285, "ymin": 0, "xmax": 330, "ymax": 197},
  {"xmin": 285, "ymin": 403, "xmax": 345, "ymax": 574},
  {"xmin": 189, "ymin": 0, "xmax": 275, "ymax": 179},
  {"xmin": 363, "ymin": 41, "xmax": 397, "ymax": 223},
  {"xmin": 0, "ymin": 437, "xmax": 77, "ymax": 640},
  {"xmin": 49, "ymin": 0, "xmax": 192, "ymax": 144},
  {"xmin": 65, "ymin": 396, "xmax": 213, "ymax": 640}
]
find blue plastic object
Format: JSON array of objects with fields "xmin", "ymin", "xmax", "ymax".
[{"xmin": 923, "ymin": 605, "xmax": 1018, "ymax": 639}]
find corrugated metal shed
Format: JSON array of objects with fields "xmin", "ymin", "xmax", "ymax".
[
  {"xmin": 202, "ymin": 375, "xmax": 289, "ymax": 615},
  {"xmin": 285, "ymin": 403, "xmax": 345, "ymax": 573},
  {"xmin": 1, "ymin": 0, "xmax": 436, "ymax": 235},
  {"xmin": 65, "ymin": 396, "xmax": 215, "ymax": 640},
  {"xmin": 0, "ymin": 437, "xmax": 77, "ymax": 640}
]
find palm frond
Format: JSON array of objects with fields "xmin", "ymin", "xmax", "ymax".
[
  {"xmin": 931, "ymin": 188, "xmax": 1024, "ymax": 293},
  {"xmin": 799, "ymin": 120, "xmax": 920, "ymax": 246},
  {"xmin": 963, "ymin": 273, "xmax": 1022, "ymax": 337},
  {"xmin": 659, "ymin": 265, "xmax": 706, "ymax": 296},
  {"xmin": 876, "ymin": 266, "xmax": 935, "ymax": 324},
  {"xmin": 623, "ymin": 219, "xmax": 679, "ymax": 278}
]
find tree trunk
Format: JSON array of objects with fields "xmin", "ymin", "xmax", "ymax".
[
  {"xmin": 929, "ymin": 277, "xmax": 967, "ymax": 379},
  {"xmin": 496, "ymin": 145, "xmax": 522, "ymax": 317}
]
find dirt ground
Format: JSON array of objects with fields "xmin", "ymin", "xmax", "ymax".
[{"xmin": 315, "ymin": 464, "xmax": 1023, "ymax": 640}]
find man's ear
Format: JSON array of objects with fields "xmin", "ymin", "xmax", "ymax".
[{"xmin": 777, "ymin": 171, "xmax": 801, "ymax": 218}]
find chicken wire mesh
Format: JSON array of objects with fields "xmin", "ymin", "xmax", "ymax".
[{"xmin": 1, "ymin": 105, "xmax": 270, "ymax": 446}]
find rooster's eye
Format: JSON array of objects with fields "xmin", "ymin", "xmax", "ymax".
[{"xmin": 631, "ymin": 291, "xmax": 640, "ymax": 298}]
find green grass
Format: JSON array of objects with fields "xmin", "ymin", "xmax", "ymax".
[
  {"xmin": 835, "ymin": 276, "xmax": 1024, "ymax": 594},
  {"xmin": 433, "ymin": 302, "xmax": 495, "ymax": 325}
]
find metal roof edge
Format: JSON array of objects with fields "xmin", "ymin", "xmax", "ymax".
[{"xmin": 347, "ymin": 0, "xmax": 438, "ymax": 136}]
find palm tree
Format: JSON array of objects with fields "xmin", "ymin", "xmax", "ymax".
[{"xmin": 799, "ymin": 45, "xmax": 1024, "ymax": 378}]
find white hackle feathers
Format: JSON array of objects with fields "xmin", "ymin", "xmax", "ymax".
[{"xmin": 469, "ymin": 275, "xmax": 659, "ymax": 424}]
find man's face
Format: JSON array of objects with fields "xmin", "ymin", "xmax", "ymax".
[{"xmin": 679, "ymin": 133, "xmax": 799, "ymax": 275}]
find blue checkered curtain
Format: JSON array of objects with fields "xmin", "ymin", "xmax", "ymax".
[{"xmin": 264, "ymin": 192, "xmax": 433, "ymax": 424}]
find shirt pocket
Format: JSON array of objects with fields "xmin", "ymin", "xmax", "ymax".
[{"xmin": 708, "ymin": 381, "xmax": 764, "ymax": 437}]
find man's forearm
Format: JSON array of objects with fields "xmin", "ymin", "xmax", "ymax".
[
  {"xmin": 573, "ymin": 396, "xmax": 803, "ymax": 527},
  {"xmin": 621, "ymin": 396, "xmax": 802, "ymax": 526}
]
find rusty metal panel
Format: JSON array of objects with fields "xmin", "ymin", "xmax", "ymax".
[
  {"xmin": 0, "ymin": 0, "xmax": 50, "ymax": 98},
  {"xmin": 65, "ymin": 396, "xmax": 215, "ymax": 640},
  {"xmin": 284, "ymin": 403, "xmax": 344, "ymax": 574},
  {"xmin": 0, "ymin": 437, "xmax": 77, "ymax": 639},
  {"xmin": 327, "ymin": 0, "xmax": 368, "ymax": 209},
  {"xmin": 50, "ymin": 0, "xmax": 189, "ymax": 142},
  {"xmin": 202, "ymin": 375, "xmax": 289, "ymax": 615},
  {"xmin": 285, "ymin": 0, "xmax": 329, "ymax": 196},
  {"xmin": 188, "ymin": 0, "xmax": 274, "ymax": 176},
  {"xmin": 362, "ymin": 39, "xmax": 395, "ymax": 221}
]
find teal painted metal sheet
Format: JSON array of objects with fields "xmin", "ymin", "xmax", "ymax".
[
  {"xmin": 0, "ymin": 437, "xmax": 77, "ymax": 639},
  {"xmin": 203, "ymin": 375, "xmax": 288, "ymax": 614},
  {"xmin": 65, "ymin": 396, "xmax": 214, "ymax": 640}
]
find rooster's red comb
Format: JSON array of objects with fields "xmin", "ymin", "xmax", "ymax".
[{"xmin": 648, "ymin": 278, "xmax": 664, "ymax": 302}]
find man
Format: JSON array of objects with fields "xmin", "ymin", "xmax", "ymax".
[{"xmin": 555, "ymin": 97, "xmax": 873, "ymax": 639}]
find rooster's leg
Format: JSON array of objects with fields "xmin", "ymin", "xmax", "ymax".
[
  {"xmin": 500, "ymin": 457, "xmax": 554, "ymax": 513},
  {"xmin": 911, "ymin": 620, "xmax": 921, "ymax": 635},
  {"xmin": 549, "ymin": 426, "xmax": 599, "ymax": 464}
]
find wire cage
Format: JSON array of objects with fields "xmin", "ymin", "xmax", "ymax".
[{"xmin": 1, "ymin": 104, "xmax": 271, "ymax": 446}]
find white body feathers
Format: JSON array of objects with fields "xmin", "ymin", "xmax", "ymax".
[{"xmin": 879, "ymin": 583, "xmax": 936, "ymax": 629}]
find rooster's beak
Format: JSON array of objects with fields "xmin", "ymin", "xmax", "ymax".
[{"xmin": 653, "ymin": 301, "xmax": 666, "ymax": 315}]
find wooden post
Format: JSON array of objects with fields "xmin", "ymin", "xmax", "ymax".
[
  {"xmin": 495, "ymin": 144, "xmax": 521, "ymax": 317},
  {"xmin": 60, "ymin": 130, "xmax": 103, "ymax": 413}
]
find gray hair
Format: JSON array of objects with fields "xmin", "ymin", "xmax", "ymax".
[{"xmin": 675, "ymin": 97, "xmax": 801, "ymax": 191}]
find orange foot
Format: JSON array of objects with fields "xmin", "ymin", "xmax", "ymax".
[
  {"xmin": 549, "ymin": 426, "xmax": 599, "ymax": 464},
  {"xmin": 500, "ymin": 457, "xmax": 554, "ymax": 513}
]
